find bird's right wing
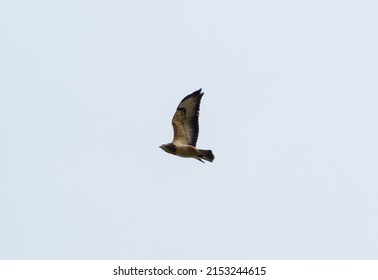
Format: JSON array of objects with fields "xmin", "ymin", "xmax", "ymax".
[{"xmin": 172, "ymin": 89, "xmax": 203, "ymax": 147}]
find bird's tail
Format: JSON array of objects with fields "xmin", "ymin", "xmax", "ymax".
[{"xmin": 199, "ymin": 149, "xmax": 215, "ymax": 163}]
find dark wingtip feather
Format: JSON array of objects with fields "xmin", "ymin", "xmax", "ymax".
[
  {"xmin": 180, "ymin": 88, "xmax": 204, "ymax": 103},
  {"xmin": 197, "ymin": 88, "xmax": 204, "ymax": 97},
  {"xmin": 190, "ymin": 88, "xmax": 203, "ymax": 97}
]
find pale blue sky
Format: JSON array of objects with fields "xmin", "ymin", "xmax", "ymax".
[{"xmin": 0, "ymin": 0, "xmax": 377, "ymax": 259}]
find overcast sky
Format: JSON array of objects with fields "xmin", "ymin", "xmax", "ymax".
[{"xmin": 1, "ymin": 0, "xmax": 377, "ymax": 259}]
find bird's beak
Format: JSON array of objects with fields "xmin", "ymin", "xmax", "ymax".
[{"xmin": 159, "ymin": 145, "xmax": 163, "ymax": 149}]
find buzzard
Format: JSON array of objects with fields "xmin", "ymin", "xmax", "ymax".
[{"xmin": 160, "ymin": 89, "xmax": 215, "ymax": 163}]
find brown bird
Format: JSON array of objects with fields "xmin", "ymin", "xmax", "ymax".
[{"xmin": 160, "ymin": 89, "xmax": 215, "ymax": 163}]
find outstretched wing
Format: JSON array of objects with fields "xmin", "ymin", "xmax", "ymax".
[{"xmin": 172, "ymin": 89, "xmax": 203, "ymax": 146}]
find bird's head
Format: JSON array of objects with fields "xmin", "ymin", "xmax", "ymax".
[{"xmin": 159, "ymin": 143, "xmax": 176, "ymax": 154}]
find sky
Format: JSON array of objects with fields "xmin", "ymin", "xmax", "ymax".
[{"xmin": 0, "ymin": 0, "xmax": 377, "ymax": 259}]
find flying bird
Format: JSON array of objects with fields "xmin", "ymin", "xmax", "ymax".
[{"xmin": 160, "ymin": 89, "xmax": 215, "ymax": 163}]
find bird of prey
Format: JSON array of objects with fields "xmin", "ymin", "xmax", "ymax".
[{"xmin": 160, "ymin": 89, "xmax": 215, "ymax": 163}]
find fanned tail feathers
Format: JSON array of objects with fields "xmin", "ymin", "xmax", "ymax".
[{"xmin": 199, "ymin": 149, "xmax": 215, "ymax": 163}]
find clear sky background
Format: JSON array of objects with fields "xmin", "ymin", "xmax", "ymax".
[{"xmin": 1, "ymin": 0, "xmax": 377, "ymax": 259}]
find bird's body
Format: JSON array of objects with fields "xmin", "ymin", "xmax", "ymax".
[
  {"xmin": 160, "ymin": 89, "xmax": 214, "ymax": 163},
  {"xmin": 161, "ymin": 143, "xmax": 214, "ymax": 162}
]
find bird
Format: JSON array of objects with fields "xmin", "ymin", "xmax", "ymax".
[{"xmin": 160, "ymin": 89, "xmax": 215, "ymax": 163}]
